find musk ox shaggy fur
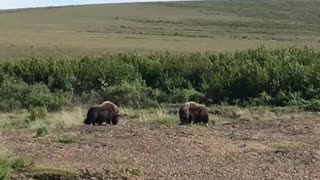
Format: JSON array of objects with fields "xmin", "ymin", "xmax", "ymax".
[
  {"xmin": 84, "ymin": 101, "xmax": 120, "ymax": 126},
  {"xmin": 179, "ymin": 101, "xmax": 209, "ymax": 127}
]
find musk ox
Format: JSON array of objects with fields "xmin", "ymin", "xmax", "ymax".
[
  {"xmin": 84, "ymin": 101, "xmax": 120, "ymax": 126},
  {"xmin": 179, "ymin": 101, "xmax": 209, "ymax": 127}
]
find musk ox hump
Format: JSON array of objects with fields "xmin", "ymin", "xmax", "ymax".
[
  {"xmin": 189, "ymin": 103, "xmax": 207, "ymax": 111},
  {"xmin": 99, "ymin": 101, "xmax": 119, "ymax": 114}
]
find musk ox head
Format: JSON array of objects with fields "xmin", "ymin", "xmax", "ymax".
[{"xmin": 179, "ymin": 101, "xmax": 197, "ymax": 123}]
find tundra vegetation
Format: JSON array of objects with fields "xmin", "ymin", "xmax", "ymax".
[
  {"xmin": 0, "ymin": 46, "xmax": 320, "ymax": 112},
  {"xmin": 1, "ymin": 46, "xmax": 320, "ymax": 179},
  {"xmin": 0, "ymin": 0, "xmax": 320, "ymax": 179}
]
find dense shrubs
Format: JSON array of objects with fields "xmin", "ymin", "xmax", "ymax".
[
  {"xmin": 0, "ymin": 77, "xmax": 68, "ymax": 112},
  {"xmin": 0, "ymin": 46, "xmax": 320, "ymax": 111}
]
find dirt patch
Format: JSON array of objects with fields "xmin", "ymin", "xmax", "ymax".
[{"xmin": 1, "ymin": 114, "xmax": 320, "ymax": 179}]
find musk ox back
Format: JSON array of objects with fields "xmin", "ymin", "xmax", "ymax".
[
  {"xmin": 84, "ymin": 101, "xmax": 120, "ymax": 126},
  {"xmin": 179, "ymin": 101, "xmax": 209, "ymax": 127}
]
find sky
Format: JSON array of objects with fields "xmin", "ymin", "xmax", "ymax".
[{"xmin": 0, "ymin": 0, "xmax": 185, "ymax": 10}]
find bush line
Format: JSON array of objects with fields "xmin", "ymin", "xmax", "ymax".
[{"xmin": 0, "ymin": 46, "xmax": 320, "ymax": 112}]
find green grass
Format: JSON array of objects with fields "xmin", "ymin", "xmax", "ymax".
[
  {"xmin": 0, "ymin": 0, "xmax": 319, "ymax": 59},
  {"xmin": 29, "ymin": 166, "xmax": 79, "ymax": 180},
  {"xmin": 56, "ymin": 134, "xmax": 78, "ymax": 144},
  {"xmin": 121, "ymin": 168, "xmax": 143, "ymax": 176},
  {"xmin": 0, "ymin": 147, "xmax": 33, "ymax": 180}
]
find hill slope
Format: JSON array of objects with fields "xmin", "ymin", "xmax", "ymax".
[{"xmin": 0, "ymin": 0, "xmax": 319, "ymax": 59}]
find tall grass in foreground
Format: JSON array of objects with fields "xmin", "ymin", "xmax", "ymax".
[
  {"xmin": 0, "ymin": 46, "xmax": 320, "ymax": 112},
  {"xmin": 0, "ymin": 147, "xmax": 32, "ymax": 180}
]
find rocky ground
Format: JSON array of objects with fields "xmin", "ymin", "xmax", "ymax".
[{"xmin": 1, "ymin": 109, "xmax": 320, "ymax": 179}]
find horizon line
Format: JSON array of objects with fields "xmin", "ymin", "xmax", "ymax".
[{"xmin": 0, "ymin": 0, "xmax": 201, "ymax": 11}]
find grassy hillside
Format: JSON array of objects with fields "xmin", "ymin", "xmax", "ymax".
[{"xmin": 0, "ymin": 0, "xmax": 319, "ymax": 59}]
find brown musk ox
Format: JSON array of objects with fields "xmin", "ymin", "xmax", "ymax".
[
  {"xmin": 179, "ymin": 101, "xmax": 209, "ymax": 127},
  {"xmin": 84, "ymin": 101, "xmax": 120, "ymax": 126}
]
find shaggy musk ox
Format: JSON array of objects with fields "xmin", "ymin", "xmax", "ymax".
[
  {"xmin": 179, "ymin": 101, "xmax": 209, "ymax": 127},
  {"xmin": 84, "ymin": 101, "xmax": 120, "ymax": 126}
]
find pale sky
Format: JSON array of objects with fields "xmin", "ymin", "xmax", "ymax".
[{"xmin": 0, "ymin": 0, "xmax": 185, "ymax": 10}]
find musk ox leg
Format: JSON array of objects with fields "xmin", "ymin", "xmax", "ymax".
[
  {"xmin": 111, "ymin": 116, "xmax": 119, "ymax": 125},
  {"xmin": 85, "ymin": 119, "xmax": 96, "ymax": 126},
  {"xmin": 106, "ymin": 121, "xmax": 111, "ymax": 126},
  {"xmin": 189, "ymin": 114, "xmax": 194, "ymax": 125},
  {"xmin": 178, "ymin": 115, "xmax": 187, "ymax": 126},
  {"xmin": 97, "ymin": 110, "xmax": 109, "ymax": 126},
  {"xmin": 106, "ymin": 113, "xmax": 114, "ymax": 125},
  {"xmin": 189, "ymin": 114, "xmax": 195, "ymax": 125},
  {"xmin": 179, "ymin": 121, "xmax": 186, "ymax": 126},
  {"xmin": 179, "ymin": 120, "xmax": 186, "ymax": 125},
  {"xmin": 179, "ymin": 119, "xmax": 191, "ymax": 126},
  {"xmin": 105, "ymin": 117, "xmax": 112, "ymax": 126},
  {"xmin": 103, "ymin": 118, "xmax": 110, "ymax": 126},
  {"xmin": 179, "ymin": 122, "xmax": 186, "ymax": 126},
  {"xmin": 84, "ymin": 107, "xmax": 98, "ymax": 126},
  {"xmin": 202, "ymin": 116, "xmax": 209, "ymax": 124},
  {"xmin": 200, "ymin": 109, "xmax": 209, "ymax": 125}
]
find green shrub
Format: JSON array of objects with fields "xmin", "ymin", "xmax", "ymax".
[
  {"xmin": 246, "ymin": 91, "xmax": 273, "ymax": 106},
  {"xmin": 25, "ymin": 84, "xmax": 63, "ymax": 111},
  {"xmin": 28, "ymin": 106, "xmax": 48, "ymax": 122},
  {"xmin": 0, "ymin": 77, "xmax": 29, "ymax": 111},
  {"xmin": 170, "ymin": 88, "xmax": 205, "ymax": 103},
  {"xmin": 35, "ymin": 125, "xmax": 49, "ymax": 137},
  {"xmin": 102, "ymin": 80, "xmax": 156, "ymax": 108},
  {"xmin": 0, "ymin": 77, "xmax": 67, "ymax": 112},
  {"xmin": 303, "ymin": 99, "xmax": 320, "ymax": 112},
  {"xmin": 0, "ymin": 46, "xmax": 320, "ymax": 109},
  {"xmin": 0, "ymin": 147, "xmax": 33, "ymax": 180},
  {"xmin": 0, "ymin": 149, "xmax": 12, "ymax": 180},
  {"xmin": 11, "ymin": 156, "xmax": 33, "ymax": 170},
  {"xmin": 56, "ymin": 134, "xmax": 77, "ymax": 144},
  {"xmin": 27, "ymin": 119, "xmax": 49, "ymax": 137}
]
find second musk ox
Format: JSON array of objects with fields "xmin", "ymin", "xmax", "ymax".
[
  {"xmin": 84, "ymin": 101, "xmax": 120, "ymax": 126},
  {"xmin": 179, "ymin": 101, "xmax": 209, "ymax": 127}
]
